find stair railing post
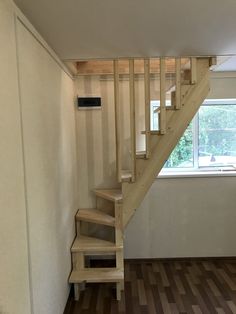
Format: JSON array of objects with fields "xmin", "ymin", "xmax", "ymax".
[
  {"xmin": 113, "ymin": 60, "xmax": 122, "ymax": 182},
  {"xmin": 190, "ymin": 57, "xmax": 197, "ymax": 84},
  {"xmin": 129, "ymin": 59, "xmax": 136, "ymax": 182},
  {"xmin": 160, "ymin": 57, "xmax": 166, "ymax": 134},
  {"xmin": 175, "ymin": 58, "xmax": 181, "ymax": 109},
  {"xmin": 144, "ymin": 58, "xmax": 151, "ymax": 158}
]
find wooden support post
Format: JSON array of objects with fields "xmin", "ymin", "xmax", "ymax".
[
  {"xmin": 144, "ymin": 59, "xmax": 151, "ymax": 158},
  {"xmin": 115, "ymin": 203, "xmax": 124, "ymax": 297},
  {"xmin": 116, "ymin": 282, "xmax": 121, "ymax": 300},
  {"xmin": 113, "ymin": 60, "xmax": 122, "ymax": 182},
  {"xmin": 175, "ymin": 58, "xmax": 181, "ymax": 109},
  {"xmin": 74, "ymin": 283, "xmax": 80, "ymax": 301},
  {"xmin": 160, "ymin": 57, "xmax": 166, "ymax": 134},
  {"xmin": 129, "ymin": 59, "xmax": 136, "ymax": 182},
  {"xmin": 190, "ymin": 57, "xmax": 197, "ymax": 84}
]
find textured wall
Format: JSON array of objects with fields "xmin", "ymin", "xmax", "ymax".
[{"xmin": 125, "ymin": 176, "xmax": 236, "ymax": 258}]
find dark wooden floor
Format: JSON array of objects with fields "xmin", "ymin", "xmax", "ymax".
[{"xmin": 64, "ymin": 259, "xmax": 236, "ymax": 314}]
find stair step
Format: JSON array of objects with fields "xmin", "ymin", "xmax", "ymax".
[
  {"xmin": 141, "ymin": 130, "xmax": 161, "ymax": 135},
  {"xmin": 76, "ymin": 209, "xmax": 115, "ymax": 226},
  {"xmin": 94, "ymin": 189, "xmax": 122, "ymax": 203},
  {"xmin": 69, "ymin": 268, "xmax": 124, "ymax": 283},
  {"xmin": 136, "ymin": 151, "xmax": 147, "ymax": 159},
  {"xmin": 121, "ymin": 170, "xmax": 132, "ymax": 182},
  {"xmin": 71, "ymin": 236, "xmax": 122, "ymax": 253}
]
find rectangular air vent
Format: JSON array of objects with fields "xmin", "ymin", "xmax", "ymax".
[{"xmin": 78, "ymin": 97, "xmax": 101, "ymax": 109}]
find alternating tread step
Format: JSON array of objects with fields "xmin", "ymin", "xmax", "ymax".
[
  {"xmin": 121, "ymin": 170, "xmax": 132, "ymax": 182},
  {"xmin": 69, "ymin": 268, "xmax": 124, "ymax": 283},
  {"xmin": 136, "ymin": 151, "xmax": 147, "ymax": 159},
  {"xmin": 76, "ymin": 208, "xmax": 115, "ymax": 226},
  {"xmin": 141, "ymin": 130, "xmax": 161, "ymax": 135},
  {"xmin": 94, "ymin": 189, "xmax": 122, "ymax": 203},
  {"xmin": 71, "ymin": 235, "xmax": 123, "ymax": 252}
]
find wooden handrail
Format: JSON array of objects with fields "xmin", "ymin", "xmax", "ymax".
[
  {"xmin": 129, "ymin": 59, "xmax": 136, "ymax": 181},
  {"xmin": 160, "ymin": 58, "xmax": 166, "ymax": 134},
  {"xmin": 113, "ymin": 60, "xmax": 122, "ymax": 182},
  {"xmin": 175, "ymin": 58, "xmax": 181, "ymax": 109},
  {"xmin": 144, "ymin": 59, "xmax": 151, "ymax": 158}
]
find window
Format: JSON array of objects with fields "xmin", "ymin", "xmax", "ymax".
[{"xmin": 151, "ymin": 99, "xmax": 236, "ymax": 173}]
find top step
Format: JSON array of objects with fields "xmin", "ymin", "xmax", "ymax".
[
  {"xmin": 121, "ymin": 170, "xmax": 132, "ymax": 182},
  {"xmin": 94, "ymin": 189, "xmax": 122, "ymax": 203},
  {"xmin": 136, "ymin": 151, "xmax": 147, "ymax": 159}
]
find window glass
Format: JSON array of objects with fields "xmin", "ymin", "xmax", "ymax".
[
  {"xmin": 164, "ymin": 122, "xmax": 194, "ymax": 168},
  {"xmin": 198, "ymin": 104, "xmax": 236, "ymax": 167}
]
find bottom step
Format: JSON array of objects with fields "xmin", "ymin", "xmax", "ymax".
[{"xmin": 69, "ymin": 268, "xmax": 124, "ymax": 283}]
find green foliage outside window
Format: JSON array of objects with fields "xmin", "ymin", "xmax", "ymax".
[{"xmin": 164, "ymin": 123, "xmax": 193, "ymax": 168}]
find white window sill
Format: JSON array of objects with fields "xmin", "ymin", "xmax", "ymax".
[{"xmin": 158, "ymin": 170, "xmax": 236, "ymax": 179}]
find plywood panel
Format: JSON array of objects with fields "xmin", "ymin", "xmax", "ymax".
[
  {"xmin": 16, "ymin": 19, "xmax": 78, "ymax": 314},
  {"xmin": 0, "ymin": 1, "xmax": 31, "ymax": 313}
]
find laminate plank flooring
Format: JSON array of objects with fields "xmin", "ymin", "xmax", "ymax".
[{"xmin": 64, "ymin": 259, "xmax": 236, "ymax": 314}]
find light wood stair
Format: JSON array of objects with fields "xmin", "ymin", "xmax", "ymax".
[
  {"xmin": 94, "ymin": 189, "xmax": 122, "ymax": 203},
  {"xmin": 69, "ymin": 56, "xmax": 215, "ymax": 302},
  {"xmin": 70, "ymin": 268, "xmax": 124, "ymax": 283},
  {"xmin": 76, "ymin": 208, "xmax": 115, "ymax": 226},
  {"xmin": 71, "ymin": 235, "xmax": 123, "ymax": 253},
  {"xmin": 69, "ymin": 188, "xmax": 124, "ymax": 301}
]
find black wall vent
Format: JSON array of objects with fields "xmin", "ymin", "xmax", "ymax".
[{"xmin": 78, "ymin": 97, "xmax": 101, "ymax": 108}]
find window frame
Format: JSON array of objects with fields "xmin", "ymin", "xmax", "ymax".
[{"xmin": 152, "ymin": 98, "xmax": 236, "ymax": 175}]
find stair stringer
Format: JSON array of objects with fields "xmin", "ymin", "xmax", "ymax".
[{"xmin": 122, "ymin": 58, "xmax": 211, "ymax": 227}]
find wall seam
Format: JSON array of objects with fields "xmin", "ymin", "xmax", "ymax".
[
  {"xmin": 13, "ymin": 13, "xmax": 35, "ymax": 314},
  {"xmin": 10, "ymin": 0, "xmax": 74, "ymax": 80}
]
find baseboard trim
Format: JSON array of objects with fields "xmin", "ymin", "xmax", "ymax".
[{"xmin": 125, "ymin": 256, "xmax": 236, "ymax": 262}]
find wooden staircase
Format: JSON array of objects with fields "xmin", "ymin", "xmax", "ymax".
[
  {"xmin": 69, "ymin": 189, "xmax": 124, "ymax": 300},
  {"xmin": 69, "ymin": 56, "xmax": 215, "ymax": 300}
]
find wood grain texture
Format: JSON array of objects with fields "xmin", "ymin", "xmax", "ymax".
[
  {"xmin": 64, "ymin": 259, "xmax": 236, "ymax": 314},
  {"xmin": 76, "ymin": 208, "xmax": 115, "ymax": 227}
]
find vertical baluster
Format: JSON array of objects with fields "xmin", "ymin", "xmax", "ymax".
[
  {"xmin": 175, "ymin": 58, "xmax": 181, "ymax": 109},
  {"xmin": 160, "ymin": 57, "xmax": 166, "ymax": 134},
  {"xmin": 129, "ymin": 59, "xmax": 136, "ymax": 181},
  {"xmin": 144, "ymin": 59, "xmax": 151, "ymax": 158},
  {"xmin": 113, "ymin": 60, "xmax": 122, "ymax": 182},
  {"xmin": 190, "ymin": 57, "xmax": 197, "ymax": 84}
]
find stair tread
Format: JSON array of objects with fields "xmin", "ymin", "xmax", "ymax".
[
  {"xmin": 136, "ymin": 151, "xmax": 147, "ymax": 159},
  {"xmin": 94, "ymin": 189, "xmax": 122, "ymax": 203},
  {"xmin": 121, "ymin": 170, "xmax": 132, "ymax": 182},
  {"xmin": 141, "ymin": 130, "xmax": 161, "ymax": 135},
  {"xmin": 71, "ymin": 235, "xmax": 122, "ymax": 252},
  {"xmin": 76, "ymin": 208, "xmax": 115, "ymax": 226},
  {"xmin": 69, "ymin": 268, "xmax": 124, "ymax": 283}
]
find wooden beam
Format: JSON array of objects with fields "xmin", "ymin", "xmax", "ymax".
[
  {"xmin": 160, "ymin": 58, "xmax": 166, "ymax": 134},
  {"xmin": 190, "ymin": 57, "xmax": 197, "ymax": 84},
  {"xmin": 144, "ymin": 59, "xmax": 151, "ymax": 158},
  {"xmin": 175, "ymin": 58, "xmax": 181, "ymax": 109},
  {"xmin": 77, "ymin": 59, "xmax": 190, "ymax": 75},
  {"xmin": 113, "ymin": 60, "xmax": 122, "ymax": 182},
  {"xmin": 129, "ymin": 59, "xmax": 136, "ymax": 181}
]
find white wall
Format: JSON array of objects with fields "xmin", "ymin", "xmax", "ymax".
[
  {"xmin": 125, "ymin": 176, "xmax": 236, "ymax": 258},
  {"xmin": 0, "ymin": 1, "xmax": 31, "ymax": 313},
  {"xmin": 0, "ymin": 1, "xmax": 78, "ymax": 313}
]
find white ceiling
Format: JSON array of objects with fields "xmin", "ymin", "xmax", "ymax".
[{"xmin": 14, "ymin": 0, "xmax": 236, "ymax": 61}]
